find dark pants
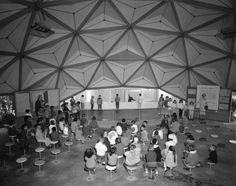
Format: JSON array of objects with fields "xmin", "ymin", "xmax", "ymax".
[
  {"xmin": 116, "ymin": 102, "xmax": 119, "ymax": 110},
  {"xmin": 98, "ymin": 104, "xmax": 102, "ymax": 110},
  {"xmin": 91, "ymin": 104, "xmax": 94, "ymax": 110}
]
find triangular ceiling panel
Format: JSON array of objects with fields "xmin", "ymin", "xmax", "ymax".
[
  {"xmin": 106, "ymin": 60, "xmax": 144, "ymax": 84},
  {"xmin": 134, "ymin": 29, "xmax": 177, "ymax": 56},
  {"xmin": 0, "ymin": 60, "xmax": 19, "ymax": 92},
  {"xmin": 112, "ymin": 0, "xmax": 162, "ymax": 24},
  {"xmin": 174, "ymin": 2, "xmax": 224, "ymax": 31},
  {"xmin": 107, "ymin": 49, "xmax": 144, "ymax": 61},
  {"xmin": 190, "ymin": 15, "xmax": 234, "ymax": 51},
  {"xmin": 0, "ymin": 56, "xmax": 15, "ymax": 68},
  {"xmin": 150, "ymin": 61, "xmax": 184, "ymax": 86},
  {"xmin": 28, "ymin": 38, "xmax": 72, "ymax": 66},
  {"xmin": 152, "ymin": 38, "xmax": 187, "ymax": 66},
  {"xmin": 21, "ymin": 58, "xmax": 56, "ymax": 90},
  {"xmin": 0, "ymin": 3, "xmax": 26, "ymax": 21},
  {"xmin": 64, "ymin": 62, "xmax": 99, "ymax": 87},
  {"xmin": 162, "ymin": 71, "xmax": 189, "ymax": 99},
  {"xmin": 0, "ymin": 13, "xmax": 30, "ymax": 52},
  {"xmin": 185, "ymin": 39, "xmax": 225, "ymax": 65},
  {"xmin": 82, "ymin": 0, "xmax": 126, "ymax": 30},
  {"xmin": 89, "ymin": 62, "xmax": 120, "ymax": 88},
  {"xmin": 30, "ymin": 72, "xmax": 57, "ymax": 90},
  {"xmin": 57, "ymin": 71, "xmax": 84, "ymax": 99},
  {"xmin": 193, "ymin": 58, "xmax": 231, "ymax": 86},
  {"xmin": 126, "ymin": 63, "xmax": 157, "ymax": 87},
  {"xmin": 64, "ymin": 37, "xmax": 98, "ymax": 66},
  {"xmin": 45, "ymin": 0, "xmax": 98, "ymax": 30},
  {"xmin": 189, "ymin": 71, "xmax": 214, "ymax": 87},
  {"xmin": 137, "ymin": 2, "xmax": 179, "ymax": 31},
  {"xmin": 195, "ymin": 0, "xmax": 232, "ymax": 7},
  {"xmin": 107, "ymin": 30, "xmax": 145, "ymax": 57},
  {"xmin": 81, "ymin": 29, "xmax": 125, "ymax": 57},
  {"xmin": 26, "ymin": 14, "xmax": 71, "ymax": 50}
]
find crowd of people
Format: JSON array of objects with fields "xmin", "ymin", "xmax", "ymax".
[
  {"xmin": 158, "ymin": 93, "xmax": 208, "ymax": 121},
  {"xmin": 83, "ymin": 113, "xmax": 217, "ymax": 179},
  {"xmin": 1, "ymin": 92, "xmax": 216, "ymax": 182}
]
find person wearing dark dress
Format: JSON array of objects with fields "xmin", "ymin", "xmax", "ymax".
[
  {"xmin": 35, "ymin": 95, "xmax": 44, "ymax": 116},
  {"xmin": 207, "ymin": 144, "xmax": 218, "ymax": 164}
]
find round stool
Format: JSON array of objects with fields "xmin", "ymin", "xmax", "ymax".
[
  {"xmin": 36, "ymin": 139, "xmax": 44, "ymax": 147},
  {"xmin": 35, "ymin": 147, "xmax": 45, "ymax": 160},
  {"xmin": 9, "ymin": 135, "xmax": 16, "ymax": 143},
  {"xmin": 92, "ymin": 128, "xmax": 97, "ymax": 135},
  {"xmin": 5, "ymin": 142, "xmax": 14, "ymax": 155},
  {"xmin": 106, "ymin": 165, "xmax": 117, "ymax": 178},
  {"xmin": 51, "ymin": 149, "xmax": 61, "ymax": 162},
  {"xmin": 126, "ymin": 164, "xmax": 139, "ymax": 181},
  {"xmin": 206, "ymin": 162, "xmax": 215, "ymax": 175},
  {"xmin": 34, "ymin": 160, "xmax": 45, "ymax": 173},
  {"xmin": 62, "ymin": 135, "xmax": 68, "ymax": 142},
  {"xmin": 16, "ymin": 157, "xmax": 27, "ymax": 172},
  {"xmin": 65, "ymin": 141, "xmax": 73, "ymax": 152},
  {"xmin": 51, "ymin": 141, "xmax": 58, "ymax": 149}
]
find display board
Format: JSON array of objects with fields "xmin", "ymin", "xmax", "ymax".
[
  {"xmin": 15, "ymin": 92, "xmax": 30, "ymax": 117},
  {"xmin": 30, "ymin": 89, "xmax": 60, "ymax": 111},
  {"xmin": 219, "ymin": 89, "xmax": 231, "ymax": 111},
  {"xmin": 196, "ymin": 85, "xmax": 220, "ymax": 110}
]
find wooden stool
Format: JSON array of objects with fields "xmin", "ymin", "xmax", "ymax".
[
  {"xmin": 9, "ymin": 135, "xmax": 16, "ymax": 143},
  {"xmin": 5, "ymin": 142, "xmax": 14, "ymax": 155},
  {"xmin": 65, "ymin": 141, "xmax": 73, "ymax": 152},
  {"xmin": 62, "ymin": 135, "xmax": 68, "ymax": 142},
  {"xmin": 51, "ymin": 141, "xmax": 58, "ymax": 149},
  {"xmin": 186, "ymin": 165, "xmax": 196, "ymax": 174},
  {"xmin": 35, "ymin": 147, "xmax": 45, "ymax": 160},
  {"xmin": 125, "ymin": 164, "xmax": 139, "ymax": 181},
  {"xmin": 207, "ymin": 162, "xmax": 215, "ymax": 169},
  {"xmin": 146, "ymin": 162, "xmax": 158, "ymax": 179},
  {"xmin": 92, "ymin": 128, "xmax": 97, "ymax": 135},
  {"xmin": 34, "ymin": 160, "xmax": 45, "ymax": 173},
  {"xmin": 106, "ymin": 164, "xmax": 117, "ymax": 178},
  {"xmin": 16, "ymin": 157, "xmax": 27, "ymax": 172},
  {"xmin": 51, "ymin": 149, "xmax": 61, "ymax": 162}
]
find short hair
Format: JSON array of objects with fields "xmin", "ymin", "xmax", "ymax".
[
  {"xmin": 52, "ymin": 126, "xmax": 56, "ymax": 132},
  {"xmin": 116, "ymin": 137, "xmax": 121, "ymax": 144},
  {"xmin": 92, "ymin": 116, "xmax": 96, "ymax": 120},
  {"xmin": 25, "ymin": 109, "xmax": 30, "ymax": 113},
  {"xmin": 122, "ymin": 118, "xmax": 126, "ymax": 122}
]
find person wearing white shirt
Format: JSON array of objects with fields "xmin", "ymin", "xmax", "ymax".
[
  {"xmin": 108, "ymin": 129, "xmax": 118, "ymax": 145},
  {"xmin": 137, "ymin": 93, "xmax": 143, "ymax": 109},
  {"xmin": 95, "ymin": 138, "xmax": 107, "ymax": 165},
  {"xmin": 116, "ymin": 123, "xmax": 122, "ymax": 136}
]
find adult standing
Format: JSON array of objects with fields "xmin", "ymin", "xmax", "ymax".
[
  {"xmin": 35, "ymin": 95, "xmax": 44, "ymax": 116},
  {"xmin": 198, "ymin": 93, "xmax": 208, "ymax": 120},
  {"xmin": 80, "ymin": 95, "xmax": 85, "ymax": 110},
  {"xmin": 97, "ymin": 95, "xmax": 103, "ymax": 111},
  {"xmin": 90, "ymin": 96, "xmax": 94, "ymax": 111},
  {"xmin": 137, "ymin": 93, "xmax": 143, "ymax": 109},
  {"xmin": 158, "ymin": 94, "xmax": 164, "ymax": 114},
  {"xmin": 115, "ymin": 94, "xmax": 120, "ymax": 110}
]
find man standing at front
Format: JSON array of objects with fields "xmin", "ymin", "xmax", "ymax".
[{"xmin": 115, "ymin": 94, "xmax": 120, "ymax": 111}]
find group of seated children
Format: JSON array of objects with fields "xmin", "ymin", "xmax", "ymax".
[{"xmin": 83, "ymin": 114, "xmax": 218, "ymax": 178}]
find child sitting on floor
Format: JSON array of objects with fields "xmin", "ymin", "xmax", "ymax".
[{"xmin": 75, "ymin": 125, "xmax": 85, "ymax": 143}]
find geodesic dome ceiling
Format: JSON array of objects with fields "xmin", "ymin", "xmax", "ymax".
[{"xmin": 0, "ymin": 0, "xmax": 236, "ymax": 100}]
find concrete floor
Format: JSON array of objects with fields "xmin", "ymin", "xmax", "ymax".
[{"xmin": 1, "ymin": 114, "xmax": 236, "ymax": 186}]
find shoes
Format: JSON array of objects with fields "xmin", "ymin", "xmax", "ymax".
[{"xmin": 183, "ymin": 167, "xmax": 190, "ymax": 171}]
